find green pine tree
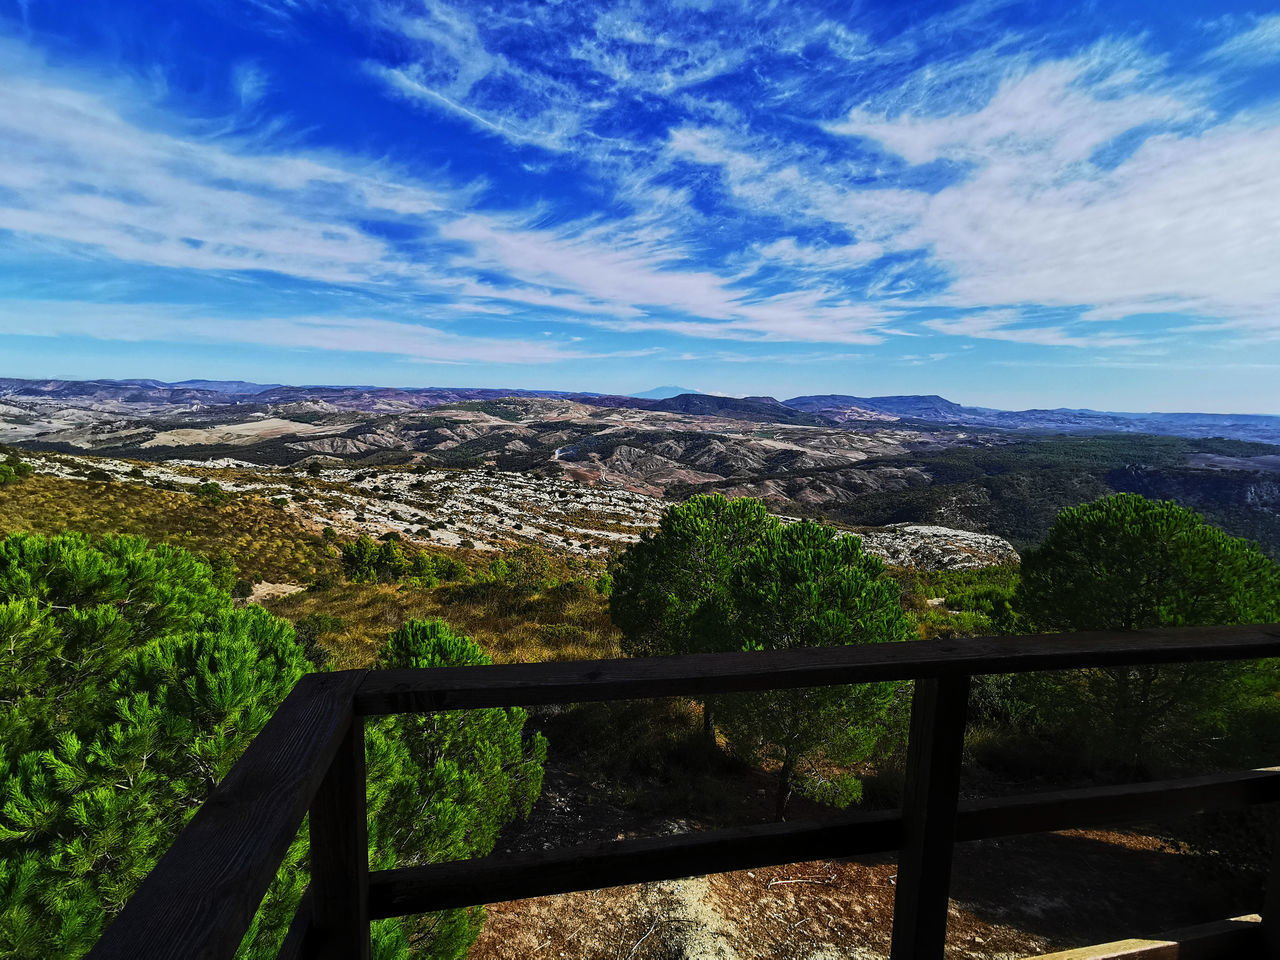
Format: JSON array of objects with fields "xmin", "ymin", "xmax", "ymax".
[
  {"xmin": 610, "ymin": 494, "xmax": 774, "ymax": 742},
  {"xmin": 0, "ymin": 533, "xmax": 307, "ymax": 958},
  {"xmin": 1014, "ymin": 493, "xmax": 1280, "ymax": 772},
  {"xmin": 714, "ymin": 521, "xmax": 914, "ymax": 819}
]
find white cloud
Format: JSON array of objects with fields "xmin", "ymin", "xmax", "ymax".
[
  {"xmin": 827, "ymin": 48, "xmax": 1197, "ymax": 169},
  {"xmin": 0, "ymin": 300, "xmax": 599, "ymax": 364},
  {"xmin": 1205, "ymin": 15, "xmax": 1280, "ymax": 66},
  {"xmin": 923, "ymin": 311, "xmax": 1142, "ymax": 348},
  {"xmin": 753, "ymin": 236, "xmax": 884, "ymax": 270},
  {"xmin": 813, "ymin": 44, "xmax": 1280, "ymax": 335},
  {"xmin": 0, "ymin": 55, "xmax": 456, "ymax": 285},
  {"xmin": 440, "ymin": 211, "xmax": 902, "ymax": 341},
  {"xmin": 10, "ymin": 1, "xmax": 1280, "ymax": 365}
]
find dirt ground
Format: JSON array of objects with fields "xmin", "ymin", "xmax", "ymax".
[
  {"xmin": 467, "ymin": 761, "xmax": 1254, "ymax": 960},
  {"xmin": 470, "ymin": 830, "xmax": 1246, "ymax": 960}
]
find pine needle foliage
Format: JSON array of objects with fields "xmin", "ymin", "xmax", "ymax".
[
  {"xmin": 611, "ymin": 498, "xmax": 913, "ymax": 819},
  {"xmin": 1014, "ymin": 493, "xmax": 1280, "ymax": 773},
  {"xmin": 714, "ymin": 520, "xmax": 915, "ymax": 819},
  {"xmin": 610, "ymin": 494, "xmax": 773, "ymax": 740},
  {"xmin": 0, "ymin": 532, "xmax": 307, "ymax": 959},
  {"xmin": 366, "ymin": 619, "xmax": 546, "ymax": 960},
  {"xmin": 0, "ymin": 536, "xmax": 547, "ymax": 960}
]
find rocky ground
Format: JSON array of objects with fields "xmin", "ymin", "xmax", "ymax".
[{"xmin": 20, "ymin": 451, "xmax": 1017, "ymax": 567}]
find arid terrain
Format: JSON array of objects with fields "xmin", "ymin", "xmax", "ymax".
[
  {"xmin": 22, "ymin": 450, "xmax": 1019, "ymax": 568},
  {"xmin": 5, "ymin": 378, "xmax": 1280, "ymax": 558}
]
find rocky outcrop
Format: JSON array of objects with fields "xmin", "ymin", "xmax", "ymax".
[{"xmin": 856, "ymin": 524, "xmax": 1020, "ymax": 570}]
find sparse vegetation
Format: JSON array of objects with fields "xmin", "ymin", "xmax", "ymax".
[{"xmin": 0, "ymin": 474, "xmax": 337, "ymax": 584}]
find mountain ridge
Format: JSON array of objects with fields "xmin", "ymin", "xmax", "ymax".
[{"xmin": 3, "ymin": 377, "xmax": 1279, "ymax": 443}]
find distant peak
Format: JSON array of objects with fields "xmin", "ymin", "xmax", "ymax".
[{"xmin": 630, "ymin": 385, "xmax": 703, "ymax": 400}]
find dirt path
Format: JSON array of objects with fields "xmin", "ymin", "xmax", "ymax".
[
  {"xmin": 470, "ymin": 824, "xmax": 1248, "ymax": 959},
  {"xmin": 248, "ymin": 581, "xmax": 305, "ymax": 603}
]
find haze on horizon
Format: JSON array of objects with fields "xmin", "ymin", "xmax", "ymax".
[{"xmin": 2, "ymin": 0, "xmax": 1280, "ymax": 414}]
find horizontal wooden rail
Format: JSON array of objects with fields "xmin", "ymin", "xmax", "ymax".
[
  {"xmin": 1032, "ymin": 915, "xmax": 1262, "ymax": 959},
  {"xmin": 366, "ymin": 766, "xmax": 1280, "ymax": 919},
  {"xmin": 354, "ymin": 624, "xmax": 1280, "ymax": 714}
]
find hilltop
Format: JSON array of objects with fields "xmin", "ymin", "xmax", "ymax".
[{"xmin": 5, "ymin": 377, "xmax": 1280, "ymax": 556}]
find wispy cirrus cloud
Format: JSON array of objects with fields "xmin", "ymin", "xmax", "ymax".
[
  {"xmin": 1205, "ymin": 14, "xmax": 1280, "ymax": 66},
  {"xmin": 0, "ymin": 300, "xmax": 617, "ymax": 364},
  {"xmin": 4, "ymin": 0, "xmax": 1280, "ymax": 405},
  {"xmin": 923, "ymin": 311, "xmax": 1144, "ymax": 348}
]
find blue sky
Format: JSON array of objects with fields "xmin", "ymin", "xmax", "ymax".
[{"xmin": 2, "ymin": 0, "xmax": 1280, "ymax": 412}]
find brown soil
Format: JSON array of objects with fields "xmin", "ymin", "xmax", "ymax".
[{"xmin": 469, "ymin": 759, "xmax": 1253, "ymax": 960}]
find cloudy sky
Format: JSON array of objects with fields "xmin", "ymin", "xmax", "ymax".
[{"xmin": 2, "ymin": 0, "xmax": 1279, "ymax": 411}]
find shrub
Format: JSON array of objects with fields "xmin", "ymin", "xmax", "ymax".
[
  {"xmin": 193, "ymin": 482, "xmax": 228, "ymax": 505},
  {"xmin": 488, "ymin": 545, "xmax": 552, "ymax": 595},
  {"xmin": 205, "ymin": 549, "xmax": 238, "ymax": 594},
  {"xmin": 291, "ymin": 613, "xmax": 343, "ymax": 668},
  {"xmin": 0, "ymin": 458, "xmax": 33, "ymax": 487},
  {"xmin": 366, "ymin": 620, "xmax": 547, "ymax": 959}
]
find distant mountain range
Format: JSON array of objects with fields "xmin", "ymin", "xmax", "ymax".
[
  {"xmin": 630, "ymin": 385, "xmax": 703, "ymax": 399},
  {"xmin": 2, "ymin": 378, "xmax": 1278, "ymax": 444},
  {"xmin": 784, "ymin": 394, "xmax": 1280, "ymax": 443}
]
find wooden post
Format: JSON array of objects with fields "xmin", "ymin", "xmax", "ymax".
[
  {"xmin": 309, "ymin": 714, "xmax": 371, "ymax": 960},
  {"xmin": 1264, "ymin": 821, "xmax": 1280, "ymax": 960},
  {"xmin": 890, "ymin": 675, "xmax": 971, "ymax": 960}
]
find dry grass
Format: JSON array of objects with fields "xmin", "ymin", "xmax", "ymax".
[
  {"xmin": 263, "ymin": 579, "xmax": 620, "ymax": 669},
  {"xmin": 0, "ymin": 474, "xmax": 338, "ymax": 583}
]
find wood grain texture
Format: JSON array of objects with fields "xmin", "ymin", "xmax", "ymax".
[
  {"xmin": 273, "ymin": 889, "xmax": 312, "ymax": 960},
  {"xmin": 1031, "ymin": 915, "xmax": 1262, "ymax": 959},
  {"xmin": 1265, "ymin": 832, "xmax": 1280, "ymax": 960},
  {"xmin": 87, "ymin": 670, "xmax": 367, "ymax": 960},
  {"xmin": 309, "ymin": 715, "xmax": 370, "ymax": 960},
  {"xmin": 890, "ymin": 676, "xmax": 971, "ymax": 960},
  {"xmin": 354, "ymin": 624, "xmax": 1280, "ymax": 714},
  {"xmin": 366, "ymin": 767, "xmax": 1280, "ymax": 919}
]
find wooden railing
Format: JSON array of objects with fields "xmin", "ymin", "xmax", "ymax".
[{"xmin": 86, "ymin": 624, "xmax": 1280, "ymax": 960}]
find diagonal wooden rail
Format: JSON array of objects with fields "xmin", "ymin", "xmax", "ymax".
[{"xmin": 87, "ymin": 624, "xmax": 1280, "ymax": 960}]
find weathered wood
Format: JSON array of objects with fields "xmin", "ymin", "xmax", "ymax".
[
  {"xmin": 84, "ymin": 625, "xmax": 1280, "ymax": 959},
  {"xmin": 354, "ymin": 624, "xmax": 1280, "ymax": 714},
  {"xmin": 364, "ymin": 767, "xmax": 1280, "ymax": 919},
  {"xmin": 87, "ymin": 670, "xmax": 367, "ymax": 960},
  {"xmin": 890, "ymin": 676, "xmax": 971, "ymax": 960},
  {"xmin": 273, "ymin": 889, "xmax": 312, "ymax": 960},
  {"xmin": 1031, "ymin": 915, "xmax": 1262, "ymax": 959},
  {"xmin": 368, "ymin": 809, "xmax": 902, "ymax": 918},
  {"xmin": 309, "ymin": 715, "xmax": 370, "ymax": 960},
  {"xmin": 955, "ymin": 766, "xmax": 1280, "ymax": 841},
  {"xmin": 1265, "ymin": 826, "xmax": 1280, "ymax": 960}
]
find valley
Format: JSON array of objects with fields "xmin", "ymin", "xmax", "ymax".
[{"xmin": 4, "ymin": 377, "xmax": 1279, "ymax": 559}]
